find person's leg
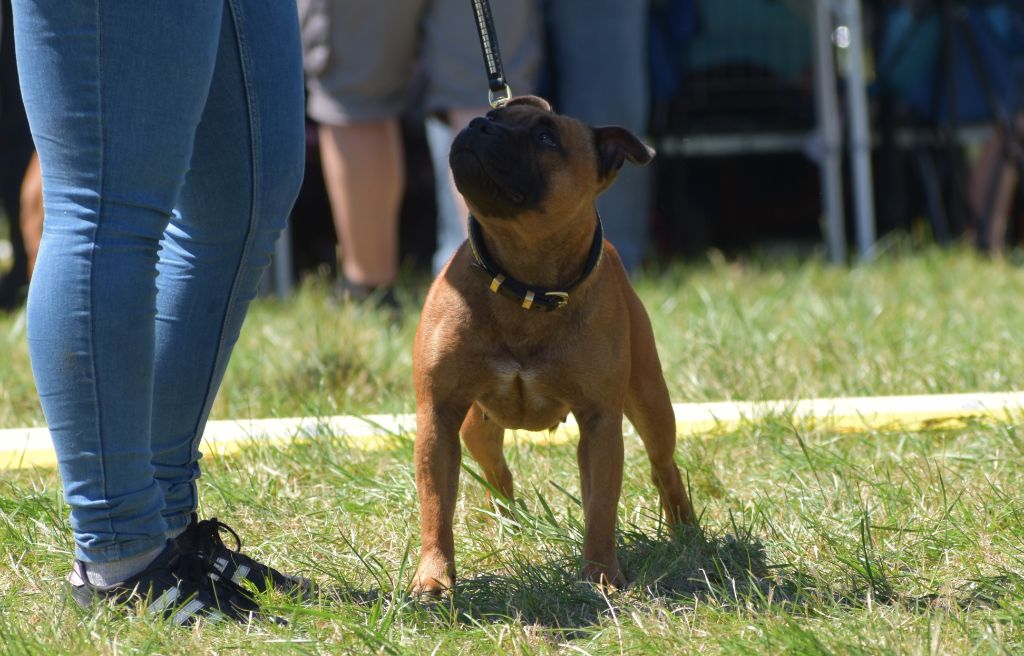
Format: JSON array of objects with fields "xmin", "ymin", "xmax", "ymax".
[
  {"xmin": 14, "ymin": 0, "xmax": 225, "ymax": 564},
  {"xmin": 150, "ymin": 0, "xmax": 305, "ymax": 536},
  {"xmin": 423, "ymin": 0, "xmax": 541, "ymax": 273},
  {"xmin": 546, "ymin": 0, "xmax": 651, "ymax": 273},
  {"xmin": 427, "ymin": 109, "xmax": 485, "ymax": 274},
  {"xmin": 319, "ymin": 120, "xmax": 403, "ymax": 288},
  {"xmin": 18, "ymin": 152, "xmax": 40, "ymax": 277},
  {"xmin": 969, "ymin": 115, "xmax": 1024, "ymax": 252},
  {"xmin": 0, "ymin": 0, "xmax": 33, "ymax": 309},
  {"xmin": 0, "ymin": 143, "xmax": 30, "ymax": 309},
  {"xmin": 299, "ymin": 0, "xmax": 423, "ymax": 293},
  {"xmin": 426, "ymin": 116, "xmax": 464, "ymax": 274}
]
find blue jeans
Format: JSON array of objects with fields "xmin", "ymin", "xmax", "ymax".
[
  {"xmin": 546, "ymin": 0, "xmax": 651, "ymax": 272},
  {"xmin": 13, "ymin": 0, "xmax": 305, "ymax": 563}
]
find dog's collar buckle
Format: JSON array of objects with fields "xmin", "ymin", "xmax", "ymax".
[
  {"xmin": 544, "ymin": 291, "xmax": 569, "ymax": 308},
  {"xmin": 468, "ymin": 214, "xmax": 602, "ymax": 312}
]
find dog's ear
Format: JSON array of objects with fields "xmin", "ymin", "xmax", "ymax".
[
  {"xmin": 505, "ymin": 95, "xmax": 553, "ymax": 112},
  {"xmin": 593, "ymin": 126, "xmax": 655, "ymax": 181}
]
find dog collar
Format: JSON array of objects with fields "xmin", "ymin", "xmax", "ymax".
[{"xmin": 467, "ymin": 214, "xmax": 604, "ymax": 311}]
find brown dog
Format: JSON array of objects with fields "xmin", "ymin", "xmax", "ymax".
[{"xmin": 412, "ymin": 95, "xmax": 693, "ymax": 595}]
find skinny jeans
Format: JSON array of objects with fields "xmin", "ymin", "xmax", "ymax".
[{"xmin": 13, "ymin": 0, "xmax": 305, "ymax": 562}]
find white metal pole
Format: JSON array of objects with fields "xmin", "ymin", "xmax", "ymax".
[
  {"xmin": 812, "ymin": 0, "xmax": 847, "ymax": 263},
  {"xmin": 840, "ymin": 0, "xmax": 877, "ymax": 260}
]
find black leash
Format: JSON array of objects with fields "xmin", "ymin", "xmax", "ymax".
[{"xmin": 470, "ymin": 0, "xmax": 511, "ymax": 108}]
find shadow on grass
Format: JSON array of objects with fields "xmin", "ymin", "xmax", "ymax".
[
  {"xmin": 445, "ymin": 524, "xmax": 797, "ymax": 632},
  {"xmin": 318, "ymin": 520, "xmax": 798, "ymax": 633},
  {"xmin": 319, "ymin": 492, "xmax": 1024, "ymax": 635},
  {"xmin": 434, "ymin": 521, "xmax": 1021, "ymax": 635}
]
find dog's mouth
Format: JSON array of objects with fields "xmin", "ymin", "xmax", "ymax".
[{"xmin": 450, "ymin": 147, "xmax": 527, "ymax": 213}]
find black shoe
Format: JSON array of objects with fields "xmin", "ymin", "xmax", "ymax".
[
  {"xmin": 67, "ymin": 541, "xmax": 259, "ymax": 626},
  {"xmin": 175, "ymin": 514, "xmax": 315, "ymax": 601}
]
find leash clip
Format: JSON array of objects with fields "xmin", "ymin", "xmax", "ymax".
[{"xmin": 488, "ymin": 83, "xmax": 512, "ymax": 109}]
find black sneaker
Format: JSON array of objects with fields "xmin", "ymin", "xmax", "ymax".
[
  {"xmin": 175, "ymin": 514, "xmax": 315, "ymax": 601},
  {"xmin": 67, "ymin": 541, "xmax": 258, "ymax": 626}
]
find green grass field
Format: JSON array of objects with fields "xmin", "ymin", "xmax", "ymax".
[{"xmin": 3, "ymin": 247, "xmax": 1024, "ymax": 654}]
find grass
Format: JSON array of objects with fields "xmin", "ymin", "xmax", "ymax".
[{"xmin": 2, "ymin": 246, "xmax": 1024, "ymax": 653}]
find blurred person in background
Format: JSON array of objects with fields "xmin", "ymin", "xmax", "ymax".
[
  {"xmin": 18, "ymin": 152, "xmax": 40, "ymax": 281},
  {"xmin": 544, "ymin": 0, "xmax": 652, "ymax": 274},
  {"xmin": 876, "ymin": 0, "xmax": 1024, "ymax": 247},
  {"xmin": 298, "ymin": 0, "xmax": 541, "ymax": 300},
  {"xmin": 0, "ymin": 0, "xmax": 35, "ymax": 311},
  {"xmin": 969, "ymin": 114, "xmax": 1023, "ymax": 252}
]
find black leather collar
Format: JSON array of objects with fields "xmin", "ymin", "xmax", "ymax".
[{"xmin": 467, "ymin": 214, "xmax": 604, "ymax": 311}]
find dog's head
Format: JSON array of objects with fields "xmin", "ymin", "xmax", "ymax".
[{"xmin": 449, "ymin": 95, "xmax": 654, "ymax": 222}]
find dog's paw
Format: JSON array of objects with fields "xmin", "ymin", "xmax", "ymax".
[
  {"xmin": 582, "ymin": 562, "xmax": 626, "ymax": 591},
  {"xmin": 489, "ymin": 492, "xmax": 518, "ymax": 520},
  {"xmin": 411, "ymin": 553, "xmax": 456, "ymax": 598}
]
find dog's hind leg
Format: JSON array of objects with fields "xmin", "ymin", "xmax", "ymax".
[
  {"xmin": 623, "ymin": 291, "xmax": 694, "ymax": 526},
  {"xmin": 625, "ymin": 381, "xmax": 693, "ymax": 527},
  {"xmin": 460, "ymin": 403, "xmax": 514, "ymax": 508}
]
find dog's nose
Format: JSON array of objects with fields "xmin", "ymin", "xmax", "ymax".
[{"xmin": 469, "ymin": 116, "xmax": 497, "ymax": 135}]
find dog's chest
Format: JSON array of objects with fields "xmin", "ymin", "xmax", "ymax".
[{"xmin": 476, "ymin": 355, "xmax": 569, "ymax": 431}]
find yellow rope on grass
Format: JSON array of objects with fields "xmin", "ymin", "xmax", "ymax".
[{"xmin": 2, "ymin": 391, "xmax": 1022, "ymax": 470}]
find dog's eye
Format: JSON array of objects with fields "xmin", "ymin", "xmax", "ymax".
[{"xmin": 537, "ymin": 131, "xmax": 558, "ymax": 148}]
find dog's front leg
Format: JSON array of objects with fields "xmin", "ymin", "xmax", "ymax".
[
  {"xmin": 575, "ymin": 409, "xmax": 626, "ymax": 588},
  {"xmin": 412, "ymin": 401, "xmax": 467, "ymax": 596}
]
